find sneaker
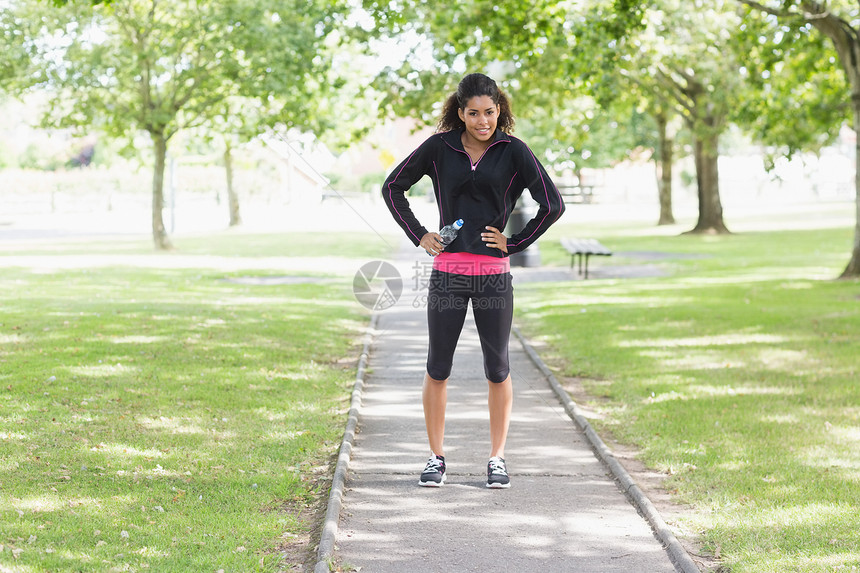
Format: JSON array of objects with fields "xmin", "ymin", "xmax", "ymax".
[
  {"xmin": 486, "ymin": 456, "xmax": 511, "ymax": 489},
  {"xmin": 418, "ymin": 454, "xmax": 446, "ymax": 487}
]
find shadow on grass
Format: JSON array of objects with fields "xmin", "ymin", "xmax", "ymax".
[
  {"xmin": 518, "ymin": 269, "xmax": 860, "ymax": 571},
  {"xmin": 0, "ymin": 266, "xmax": 369, "ymax": 571}
]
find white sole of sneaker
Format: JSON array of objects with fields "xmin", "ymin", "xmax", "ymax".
[
  {"xmin": 418, "ymin": 477, "xmax": 445, "ymax": 487},
  {"xmin": 486, "ymin": 482, "xmax": 511, "ymax": 489}
]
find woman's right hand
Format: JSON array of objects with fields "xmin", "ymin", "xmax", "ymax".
[{"xmin": 420, "ymin": 232, "xmax": 445, "ymax": 257}]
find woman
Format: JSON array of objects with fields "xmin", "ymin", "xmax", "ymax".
[{"xmin": 382, "ymin": 73, "xmax": 565, "ymax": 489}]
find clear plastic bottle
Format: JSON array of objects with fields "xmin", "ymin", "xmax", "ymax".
[
  {"xmin": 427, "ymin": 219, "xmax": 464, "ymax": 256},
  {"xmin": 439, "ymin": 219, "xmax": 464, "ymax": 246}
]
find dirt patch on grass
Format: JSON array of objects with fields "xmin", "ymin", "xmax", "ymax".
[{"xmin": 266, "ymin": 495, "xmax": 328, "ymax": 572}]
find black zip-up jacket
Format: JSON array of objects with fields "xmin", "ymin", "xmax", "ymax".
[{"xmin": 382, "ymin": 128, "xmax": 565, "ymax": 257}]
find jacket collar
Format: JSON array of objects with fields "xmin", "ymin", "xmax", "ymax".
[{"xmin": 441, "ymin": 127, "xmax": 511, "ymax": 150}]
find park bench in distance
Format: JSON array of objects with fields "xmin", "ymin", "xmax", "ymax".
[
  {"xmin": 561, "ymin": 237, "xmax": 612, "ymax": 279},
  {"xmin": 557, "ymin": 184, "xmax": 596, "ymax": 204},
  {"xmin": 321, "ymin": 189, "xmax": 366, "ymax": 202}
]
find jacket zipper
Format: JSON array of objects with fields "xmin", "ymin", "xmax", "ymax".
[
  {"xmin": 442, "ymin": 136, "xmax": 508, "ymax": 177},
  {"xmin": 471, "ymin": 140, "xmax": 505, "ymax": 179}
]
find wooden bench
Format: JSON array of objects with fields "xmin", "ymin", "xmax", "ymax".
[
  {"xmin": 321, "ymin": 189, "xmax": 365, "ymax": 202},
  {"xmin": 557, "ymin": 184, "xmax": 596, "ymax": 204},
  {"xmin": 561, "ymin": 238, "xmax": 612, "ymax": 279}
]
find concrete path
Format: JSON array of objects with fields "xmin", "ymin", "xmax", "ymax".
[{"xmin": 325, "ymin": 254, "xmax": 686, "ymax": 572}]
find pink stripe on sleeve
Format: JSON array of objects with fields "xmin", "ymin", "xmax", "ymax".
[
  {"xmin": 509, "ymin": 146, "xmax": 564, "ymax": 247},
  {"xmin": 387, "ymin": 148, "xmax": 422, "ymax": 242},
  {"xmin": 433, "ymin": 161, "xmax": 444, "ymax": 222},
  {"xmin": 501, "ymin": 173, "xmax": 517, "ymax": 228}
]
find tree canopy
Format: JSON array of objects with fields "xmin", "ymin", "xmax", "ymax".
[
  {"xmin": 736, "ymin": 0, "xmax": 860, "ymax": 276},
  {"xmin": 358, "ymin": 0, "xmax": 860, "ymax": 273},
  {"xmin": 3, "ymin": 0, "xmax": 860, "ymax": 274},
  {"xmin": 3, "ymin": 0, "xmax": 346, "ymax": 249}
]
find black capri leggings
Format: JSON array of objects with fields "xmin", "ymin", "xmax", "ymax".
[{"xmin": 426, "ymin": 269, "xmax": 514, "ymax": 384}]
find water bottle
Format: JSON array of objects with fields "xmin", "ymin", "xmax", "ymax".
[
  {"xmin": 427, "ymin": 218, "xmax": 464, "ymax": 255},
  {"xmin": 439, "ymin": 219, "xmax": 464, "ymax": 246}
]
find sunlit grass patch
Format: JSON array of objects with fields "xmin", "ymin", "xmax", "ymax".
[
  {"xmin": 518, "ymin": 223, "xmax": 860, "ymax": 572},
  {"xmin": 0, "ymin": 231, "xmax": 396, "ymax": 261},
  {"xmin": 0, "ymin": 233, "xmax": 379, "ymax": 571}
]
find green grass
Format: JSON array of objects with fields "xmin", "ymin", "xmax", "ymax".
[
  {"xmin": 0, "ymin": 231, "xmax": 396, "ymax": 260},
  {"xmin": 517, "ymin": 220, "xmax": 860, "ymax": 572},
  {"xmin": 0, "ymin": 232, "xmax": 381, "ymax": 572}
]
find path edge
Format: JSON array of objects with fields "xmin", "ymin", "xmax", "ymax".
[
  {"xmin": 314, "ymin": 312, "xmax": 379, "ymax": 573},
  {"xmin": 512, "ymin": 325, "xmax": 701, "ymax": 573}
]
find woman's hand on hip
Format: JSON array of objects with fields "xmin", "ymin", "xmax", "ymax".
[
  {"xmin": 482, "ymin": 226, "xmax": 508, "ymax": 254},
  {"xmin": 420, "ymin": 232, "xmax": 445, "ymax": 256}
]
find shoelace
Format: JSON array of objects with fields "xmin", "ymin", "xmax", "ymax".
[
  {"xmin": 488, "ymin": 458, "xmax": 507, "ymax": 475},
  {"xmin": 423, "ymin": 457, "xmax": 444, "ymax": 474}
]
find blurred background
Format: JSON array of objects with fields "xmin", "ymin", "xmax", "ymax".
[{"xmin": 1, "ymin": 0, "xmax": 858, "ymax": 272}]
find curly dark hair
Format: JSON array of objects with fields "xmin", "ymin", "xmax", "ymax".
[{"xmin": 436, "ymin": 73, "xmax": 515, "ymax": 134}]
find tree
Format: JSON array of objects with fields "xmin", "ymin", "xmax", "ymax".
[
  {"xmin": 0, "ymin": 3, "xmax": 46, "ymax": 93},
  {"xmin": 733, "ymin": 9, "xmax": 847, "ymax": 160},
  {"xmin": 611, "ymin": 0, "xmax": 769, "ymax": 234},
  {"xmin": 653, "ymin": 106, "xmax": 681, "ymax": 225},
  {"xmin": 590, "ymin": 69, "xmax": 680, "ymax": 226},
  {"xmin": 361, "ymin": 0, "xmax": 585, "ymax": 137},
  {"xmin": 5, "ymin": 0, "xmax": 339, "ymax": 249},
  {"xmin": 518, "ymin": 97, "xmax": 658, "ymax": 181},
  {"xmin": 361, "ymin": 0, "xmax": 720, "ymax": 230},
  {"xmin": 195, "ymin": 99, "xmax": 262, "ymax": 227},
  {"xmin": 177, "ymin": 98, "xmax": 288, "ymax": 229},
  {"xmin": 737, "ymin": 0, "xmax": 859, "ymax": 277},
  {"xmin": 510, "ymin": 2, "xmax": 677, "ymax": 225}
]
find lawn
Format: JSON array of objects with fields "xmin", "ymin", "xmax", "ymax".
[
  {"xmin": 517, "ymin": 212, "xmax": 860, "ymax": 572},
  {"xmin": 4, "ymin": 207, "xmax": 858, "ymax": 572},
  {"xmin": 0, "ymin": 232, "xmax": 389, "ymax": 572}
]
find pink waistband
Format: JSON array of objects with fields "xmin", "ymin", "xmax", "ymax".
[{"xmin": 432, "ymin": 252, "xmax": 510, "ymax": 275}]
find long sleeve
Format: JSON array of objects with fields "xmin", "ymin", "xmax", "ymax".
[
  {"xmin": 381, "ymin": 136, "xmax": 437, "ymax": 246},
  {"xmin": 505, "ymin": 140, "xmax": 566, "ymax": 255}
]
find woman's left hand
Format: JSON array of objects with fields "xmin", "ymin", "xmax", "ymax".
[{"xmin": 482, "ymin": 226, "xmax": 508, "ymax": 254}]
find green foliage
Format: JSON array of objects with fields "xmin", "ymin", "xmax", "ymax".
[
  {"xmin": 0, "ymin": 139, "xmax": 14, "ymax": 169},
  {"xmin": 623, "ymin": 1, "xmax": 751, "ymax": 140},
  {"xmin": 734, "ymin": 7, "xmax": 849, "ymax": 159},
  {"xmin": 361, "ymin": 0, "xmax": 656, "ymax": 168},
  {"xmin": 0, "ymin": 3, "xmax": 60, "ymax": 93},
  {"xmin": 17, "ymin": 143, "xmax": 64, "ymax": 171},
  {"xmin": 3, "ymin": 0, "xmax": 347, "ymax": 146},
  {"xmin": 735, "ymin": 1, "xmax": 860, "ymax": 276},
  {"xmin": 322, "ymin": 170, "xmax": 388, "ymax": 194},
  {"xmin": 50, "ymin": 0, "xmax": 112, "ymax": 4},
  {"xmin": 360, "ymin": 0, "xmax": 852, "ymax": 180},
  {"xmin": 520, "ymin": 102, "xmax": 658, "ymax": 171},
  {"xmin": 358, "ymin": 171, "xmax": 385, "ymax": 194},
  {"xmin": 1, "ymin": 0, "xmax": 354, "ymax": 248},
  {"xmin": 77, "ymin": 3, "xmax": 306, "ymax": 134}
]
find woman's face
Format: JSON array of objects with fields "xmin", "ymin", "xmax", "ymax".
[{"xmin": 458, "ymin": 95, "xmax": 499, "ymax": 145}]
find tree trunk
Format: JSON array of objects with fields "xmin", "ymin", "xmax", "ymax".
[
  {"xmin": 224, "ymin": 142, "xmax": 242, "ymax": 227},
  {"xmin": 687, "ymin": 120, "xmax": 729, "ymax": 234},
  {"xmin": 655, "ymin": 112, "xmax": 675, "ymax": 225},
  {"xmin": 152, "ymin": 133, "xmax": 173, "ymax": 250},
  {"xmin": 793, "ymin": 2, "xmax": 860, "ymax": 275},
  {"xmin": 840, "ymin": 94, "xmax": 860, "ymax": 277}
]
